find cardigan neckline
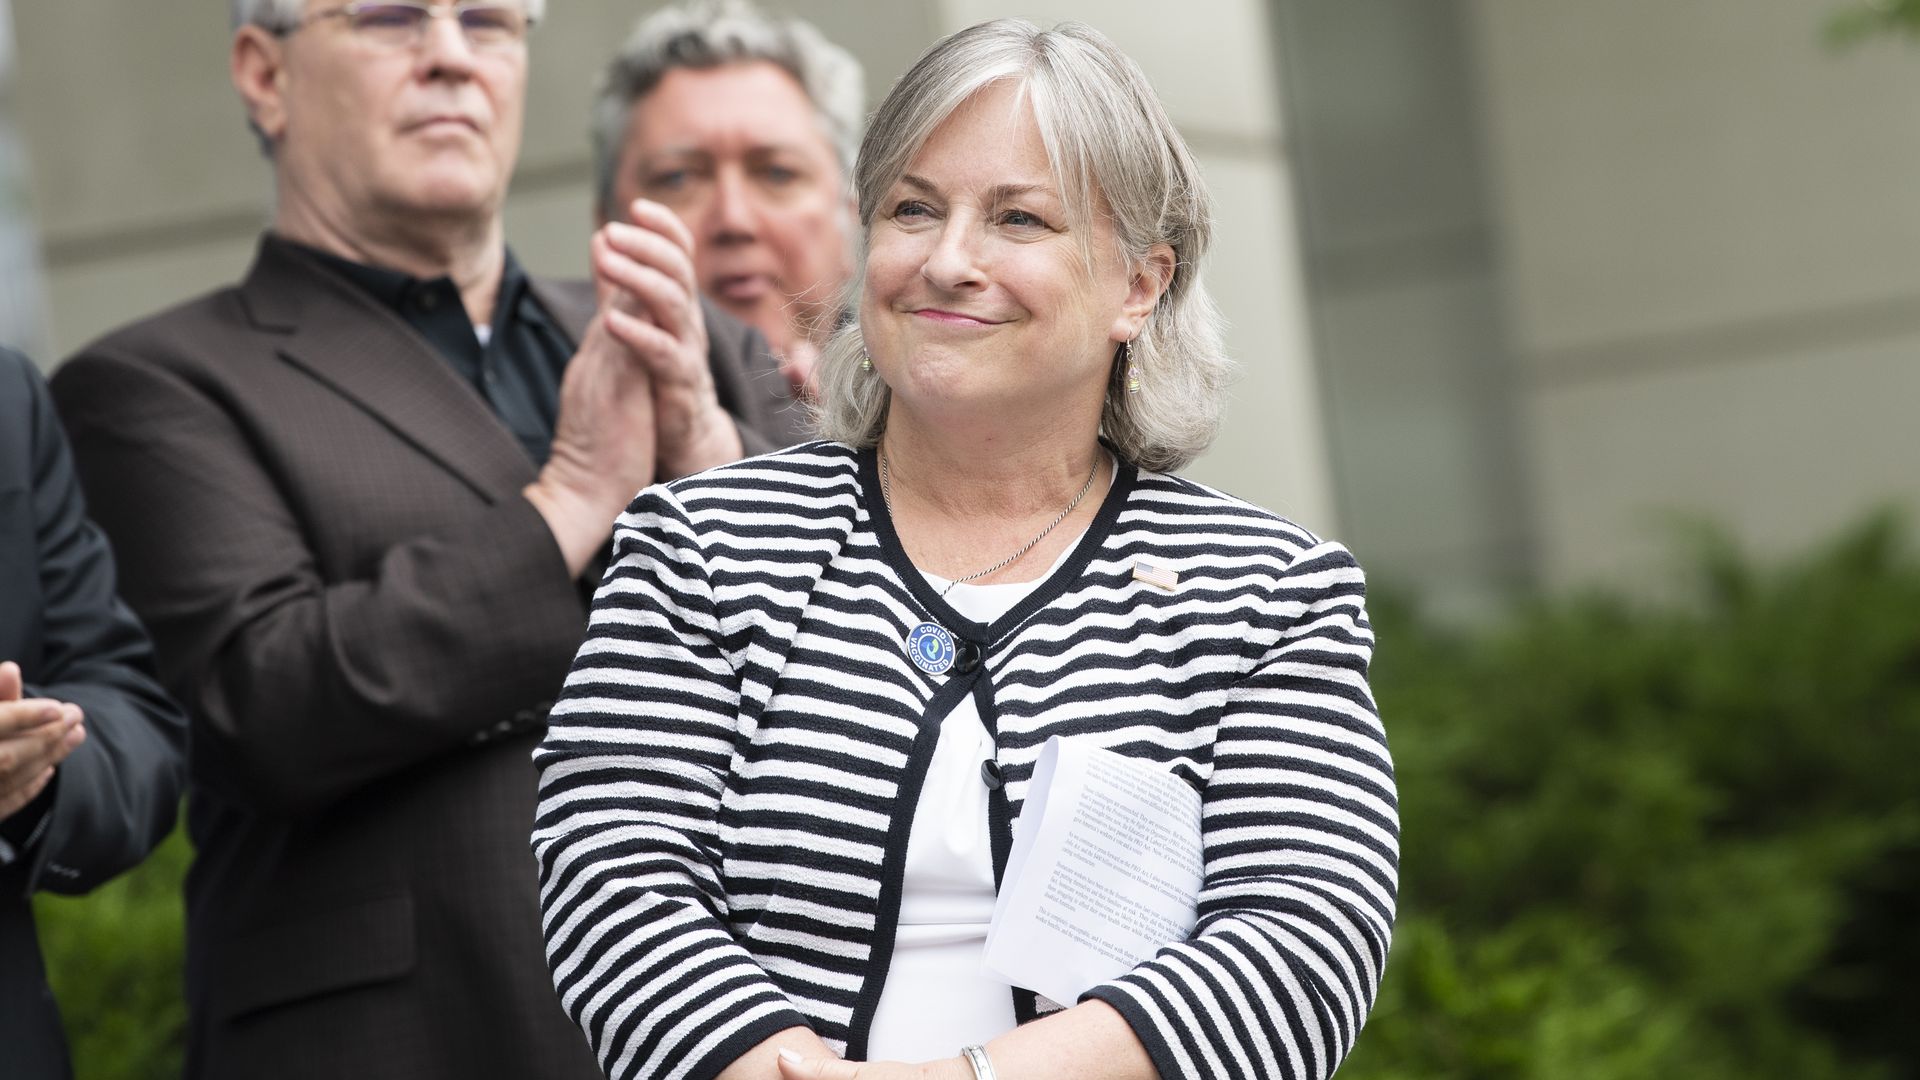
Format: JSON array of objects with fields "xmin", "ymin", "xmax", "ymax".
[
  {"xmin": 855, "ymin": 442, "xmax": 1140, "ymax": 650},
  {"xmin": 844, "ymin": 442, "xmax": 1145, "ymax": 1055}
]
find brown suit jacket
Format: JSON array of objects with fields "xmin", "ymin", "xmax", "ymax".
[{"xmin": 49, "ymin": 236, "xmax": 808, "ymax": 1079}]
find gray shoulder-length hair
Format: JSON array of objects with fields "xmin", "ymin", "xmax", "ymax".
[
  {"xmin": 589, "ymin": 0, "xmax": 865, "ymax": 220},
  {"xmin": 813, "ymin": 19, "xmax": 1230, "ymax": 474}
]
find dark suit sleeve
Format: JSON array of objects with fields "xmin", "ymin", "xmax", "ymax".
[
  {"xmin": 3, "ymin": 351, "xmax": 185, "ymax": 897},
  {"xmin": 51, "ymin": 349, "xmax": 586, "ymax": 819},
  {"xmin": 697, "ymin": 300, "xmax": 813, "ymax": 461}
]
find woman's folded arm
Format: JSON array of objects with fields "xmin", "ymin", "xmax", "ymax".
[
  {"xmin": 534, "ymin": 488, "xmax": 812, "ymax": 1080},
  {"xmin": 1080, "ymin": 541, "xmax": 1399, "ymax": 1080}
]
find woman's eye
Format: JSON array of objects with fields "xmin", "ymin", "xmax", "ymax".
[
  {"xmin": 761, "ymin": 165, "xmax": 800, "ymax": 185},
  {"xmin": 1001, "ymin": 209, "xmax": 1047, "ymax": 229},
  {"xmin": 892, "ymin": 200, "xmax": 933, "ymax": 220}
]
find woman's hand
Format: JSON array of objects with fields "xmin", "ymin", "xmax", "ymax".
[
  {"xmin": 776, "ymin": 1050, "xmax": 973, "ymax": 1080},
  {"xmin": 713, "ymin": 1027, "xmax": 840, "ymax": 1080},
  {"xmin": 773, "ymin": 1000, "xmax": 1155, "ymax": 1080}
]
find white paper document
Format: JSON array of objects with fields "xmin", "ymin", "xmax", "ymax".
[{"xmin": 981, "ymin": 736, "xmax": 1203, "ymax": 1007}]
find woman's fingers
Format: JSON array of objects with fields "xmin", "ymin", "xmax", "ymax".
[
  {"xmin": 776, "ymin": 1050, "xmax": 854, "ymax": 1079},
  {"xmin": 775, "ymin": 1051, "xmax": 954, "ymax": 1080}
]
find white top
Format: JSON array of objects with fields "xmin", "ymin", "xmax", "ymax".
[{"xmin": 864, "ymin": 534, "xmax": 1087, "ymax": 1061}]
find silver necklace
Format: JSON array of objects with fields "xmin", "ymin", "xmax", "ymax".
[{"xmin": 881, "ymin": 445, "xmax": 1100, "ymax": 597}]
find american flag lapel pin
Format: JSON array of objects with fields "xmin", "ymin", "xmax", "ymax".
[{"xmin": 1133, "ymin": 560, "xmax": 1179, "ymax": 591}]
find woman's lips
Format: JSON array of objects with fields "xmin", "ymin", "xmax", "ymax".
[{"xmin": 913, "ymin": 309, "xmax": 998, "ymax": 326}]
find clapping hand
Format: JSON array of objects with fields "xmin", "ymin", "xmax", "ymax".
[
  {"xmin": 597, "ymin": 198, "xmax": 744, "ymax": 479},
  {"xmin": 0, "ymin": 661, "xmax": 85, "ymax": 821},
  {"xmin": 529, "ymin": 250, "xmax": 662, "ymax": 576}
]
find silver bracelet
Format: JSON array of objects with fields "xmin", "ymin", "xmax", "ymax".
[{"xmin": 960, "ymin": 1044, "xmax": 999, "ymax": 1080}]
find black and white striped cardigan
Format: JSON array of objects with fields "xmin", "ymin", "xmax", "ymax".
[{"xmin": 533, "ymin": 442, "xmax": 1398, "ymax": 1080}]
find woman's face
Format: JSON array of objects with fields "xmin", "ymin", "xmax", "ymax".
[{"xmin": 860, "ymin": 81, "xmax": 1155, "ymax": 433}]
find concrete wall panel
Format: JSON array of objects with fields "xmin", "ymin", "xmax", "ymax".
[
  {"xmin": 942, "ymin": 0, "xmax": 1282, "ymax": 141},
  {"xmin": 1528, "ymin": 337, "xmax": 1920, "ymax": 587},
  {"xmin": 1184, "ymin": 153, "xmax": 1335, "ymax": 531},
  {"xmin": 1469, "ymin": 0, "xmax": 1920, "ymax": 365}
]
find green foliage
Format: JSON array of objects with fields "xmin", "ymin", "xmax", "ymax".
[
  {"xmin": 1826, "ymin": 0, "xmax": 1920, "ymax": 48},
  {"xmin": 1343, "ymin": 514, "xmax": 1920, "ymax": 1079},
  {"xmin": 26, "ymin": 516, "xmax": 1920, "ymax": 1079},
  {"xmin": 32, "ymin": 818, "xmax": 189, "ymax": 1079}
]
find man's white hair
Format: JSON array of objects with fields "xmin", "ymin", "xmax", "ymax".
[
  {"xmin": 231, "ymin": 0, "xmax": 304, "ymax": 29},
  {"xmin": 230, "ymin": 0, "xmax": 550, "ymax": 33}
]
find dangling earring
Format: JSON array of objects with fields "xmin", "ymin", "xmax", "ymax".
[
  {"xmin": 860, "ymin": 350, "xmax": 873, "ymax": 372},
  {"xmin": 1123, "ymin": 340, "xmax": 1142, "ymax": 394}
]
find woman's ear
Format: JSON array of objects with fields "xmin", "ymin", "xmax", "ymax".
[{"xmin": 1114, "ymin": 242, "xmax": 1177, "ymax": 340}]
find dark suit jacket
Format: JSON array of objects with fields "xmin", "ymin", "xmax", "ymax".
[
  {"xmin": 49, "ymin": 236, "xmax": 808, "ymax": 1079},
  {"xmin": 0, "ymin": 347, "xmax": 188, "ymax": 1080}
]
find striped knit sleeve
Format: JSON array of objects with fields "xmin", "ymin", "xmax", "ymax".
[
  {"xmin": 1082, "ymin": 540, "xmax": 1399, "ymax": 1080},
  {"xmin": 532, "ymin": 487, "xmax": 808, "ymax": 1080}
]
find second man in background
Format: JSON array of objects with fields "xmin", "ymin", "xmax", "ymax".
[{"xmin": 595, "ymin": 0, "xmax": 864, "ymax": 398}]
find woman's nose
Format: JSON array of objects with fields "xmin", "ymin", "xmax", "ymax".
[{"xmin": 920, "ymin": 220, "xmax": 985, "ymax": 291}]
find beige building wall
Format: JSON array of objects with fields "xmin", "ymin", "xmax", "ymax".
[
  {"xmin": 11, "ymin": 0, "xmax": 1338, "ymax": 542},
  {"xmin": 1466, "ymin": 0, "xmax": 1920, "ymax": 586}
]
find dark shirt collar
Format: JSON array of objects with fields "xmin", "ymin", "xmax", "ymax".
[
  {"xmin": 279, "ymin": 237, "xmax": 532, "ymax": 332},
  {"xmin": 271, "ymin": 235, "xmax": 570, "ymax": 469}
]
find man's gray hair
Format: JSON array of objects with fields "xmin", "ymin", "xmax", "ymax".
[
  {"xmin": 590, "ymin": 0, "xmax": 864, "ymax": 219},
  {"xmin": 231, "ymin": 0, "xmax": 550, "ymax": 31},
  {"xmin": 812, "ymin": 19, "xmax": 1231, "ymax": 474}
]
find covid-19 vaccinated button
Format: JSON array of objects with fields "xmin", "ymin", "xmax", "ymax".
[{"xmin": 904, "ymin": 621, "xmax": 956, "ymax": 675}]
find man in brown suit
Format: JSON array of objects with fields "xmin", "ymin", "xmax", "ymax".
[{"xmin": 49, "ymin": 2, "xmax": 805, "ymax": 1076}]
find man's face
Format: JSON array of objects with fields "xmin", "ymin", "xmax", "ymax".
[
  {"xmin": 253, "ymin": 1, "xmax": 529, "ymax": 236},
  {"xmin": 611, "ymin": 61, "xmax": 852, "ymax": 356}
]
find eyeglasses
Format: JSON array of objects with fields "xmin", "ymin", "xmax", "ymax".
[{"xmin": 280, "ymin": 3, "xmax": 534, "ymax": 50}]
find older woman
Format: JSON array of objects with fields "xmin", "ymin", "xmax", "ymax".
[{"xmin": 534, "ymin": 19, "xmax": 1397, "ymax": 1080}]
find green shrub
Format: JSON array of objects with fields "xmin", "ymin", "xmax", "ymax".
[
  {"xmin": 33, "ymin": 821, "xmax": 189, "ymax": 1079},
  {"xmin": 1343, "ymin": 514, "xmax": 1920, "ymax": 1079}
]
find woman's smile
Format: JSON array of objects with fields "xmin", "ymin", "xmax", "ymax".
[{"xmin": 910, "ymin": 308, "xmax": 1004, "ymax": 327}]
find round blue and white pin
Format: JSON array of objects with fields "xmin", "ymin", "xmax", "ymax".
[{"xmin": 905, "ymin": 621, "xmax": 956, "ymax": 675}]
